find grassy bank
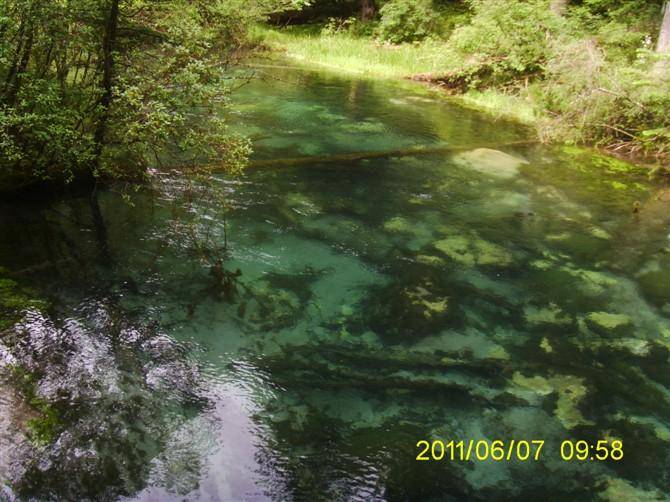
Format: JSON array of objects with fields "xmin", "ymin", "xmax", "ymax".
[
  {"xmin": 255, "ymin": 25, "xmax": 446, "ymax": 78},
  {"xmin": 254, "ymin": 25, "xmax": 538, "ymax": 125}
]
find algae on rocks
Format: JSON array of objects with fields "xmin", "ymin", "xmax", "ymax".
[
  {"xmin": 452, "ymin": 148, "xmax": 528, "ymax": 179},
  {"xmin": 0, "ymin": 268, "xmax": 49, "ymax": 331},
  {"xmin": 584, "ymin": 312, "xmax": 634, "ymax": 337},
  {"xmin": 434, "ymin": 233, "xmax": 513, "ymax": 268}
]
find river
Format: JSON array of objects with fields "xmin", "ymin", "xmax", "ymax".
[{"xmin": 1, "ymin": 64, "xmax": 669, "ymax": 501}]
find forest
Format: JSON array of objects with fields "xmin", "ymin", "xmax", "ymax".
[{"xmin": 1, "ymin": 1, "xmax": 670, "ymax": 501}]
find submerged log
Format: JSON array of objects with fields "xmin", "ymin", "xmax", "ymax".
[{"xmin": 246, "ymin": 140, "xmax": 537, "ymax": 170}]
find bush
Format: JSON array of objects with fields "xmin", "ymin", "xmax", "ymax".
[
  {"xmin": 446, "ymin": 0, "xmax": 563, "ymax": 85},
  {"xmin": 538, "ymin": 41, "xmax": 670, "ymax": 156},
  {"xmin": 376, "ymin": 0, "xmax": 443, "ymax": 43}
]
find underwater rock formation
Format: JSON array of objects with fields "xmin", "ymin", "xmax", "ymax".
[
  {"xmin": 509, "ymin": 372, "xmax": 593, "ymax": 430},
  {"xmin": 523, "ymin": 303, "xmax": 573, "ymax": 328},
  {"xmin": 452, "ymin": 148, "xmax": 528, "ymax": 179},
  {"xmin": 584, "ymin": 312, "xmax": 634, "ymax": 336},
  {"xmin": 434, "ymin": 233, "xmax": 513, "ymax": 268}
]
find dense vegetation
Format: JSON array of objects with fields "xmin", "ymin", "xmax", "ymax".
[
  {"xmin": 1, "ymin": 0, "xmax": 667, "ymax": 193},
  {"xmin": 0, "ymin": 0, "xmax": 310, "ymax": 191},
  {"xmin": 264, "ymin": 0, "xmax": 670, "ymax": 159}
]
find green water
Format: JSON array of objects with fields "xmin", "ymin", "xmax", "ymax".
[{"xmin": 1, "ymin": 65, "xmax": 670, "ymax": 501}]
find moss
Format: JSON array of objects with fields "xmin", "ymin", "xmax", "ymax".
[
  {"xmin": 590, "ymin": 226, "xmax": 612, "ymax": 240},
  {"xmin": 530, "ymin": 259, "xmax": 553, "ymax": 270},
  {"xmin": 584, "ymin": 312, "xmax": 633, "ymax": 336},
  {"xmin": 0, "ymin": 269, "xmax": 48, "ymax": 330},
  {"xmin": 564, "ymin": 267, "xmax": 618, "ymax": 297},
  {"xmin": 434, "ymin": 233, "xmax": 513, "ymax": 267},
  {"xmin": 383, "ymin": 216, "xmax": 413, "ymax": 233},
  {"xmin": 416, "ymin": 254, "xmax": 445, "ymax": 266},
  {"xmin": 405, "ymin": 285, "xmax": 449, "ymax": 320},
  {"xmin": 599, "ymin": 477, "xmax": 667, "ymax": 502},
  {"xmin": 10, "ymin": 367, "xmax": 62, "ymax": 445},
  {"xmin": 243, "ymin": 280, "xmax": 303, "ymax": 331},
  {"xmin": 26, "ymin": 403, "xmax": 61, "ymax": 445},
  {"xmin": 452, "ymin": 148, "xmax": 528, "ymax": 179},
  {"xmin": 540, "ymin": 337, "xmax": 554, "ymax": 353},
  {"xmin": 511, "ymin": 372, "xmax": 593, "ymax": 430},
  {"xmin": 637, "ymin": 269, "xmax": 670, "ymax": 309},
  {"xmin": 523, "ymin": 303, "xmax": 572, "ymax": 327}
]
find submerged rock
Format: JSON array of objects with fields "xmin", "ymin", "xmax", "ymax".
[
  {"xmin": 285, "ymin": 192, "xmax": 321, "ymax": 216},
  {"xmin": 590, "ymin": 226, "xmax": 612, "ymax": 240},
  {"xmin": 540, "ymin": 337, "xmax": 554, "ymax": 353},
  {"xmin": 240, "ymin": 280, "xmax": 303, "ymax": 332},
  {"xmin": 434, "ymin": 234, "xmax": 513, "ymax": 267},
  {"xmin": 565, "ymin": 267, "xmax": 618, "ymax": 297},
  {"xmin": 361, "ymin": 278, "xmax": 456, "ymax": 341},
  {"xmin": 599, "ymin": 477, "xmax": 667, "ymax": 502},
  {"xmin": 584, "ymin": 312, "xmax": 633, "ymax": 336},
  {"xmin": 510, "ymin": 372, "xmax": 593, "ymax": 430},
  {"xmin": 383, "ymin": 216, "xmax": 413, "ymax": 233},
  {"xmin": 416, "ymin": 254, "xmax": 445, "ymax": 266},
  {"xmin": 637, "ymin": 268, "xmax": 670, "ymax": 310},
  {"xmin": 523, "ymin": 303, "xmax": 572, "ymax": 327},
  {"xmin": 453, "ymin": 148, "xmax": 528, "ymax": 179},
  {"xmin": 405, "ymin": 285, "xmax": 449, "ymax": 320}
]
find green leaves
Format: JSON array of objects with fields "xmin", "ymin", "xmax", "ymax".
[{"xmin": 0, "ymin": 0, "xmax": 257, "ymax": 190}]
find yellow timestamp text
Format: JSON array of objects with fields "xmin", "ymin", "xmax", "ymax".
[{"xmin": 416, "ymin": 439, "xmax": 623, "ymax": 462}]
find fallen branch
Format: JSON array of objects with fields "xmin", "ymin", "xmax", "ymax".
[{"xmin": 244, "ymin": 140, "xmax": 538, "ymax": 169}]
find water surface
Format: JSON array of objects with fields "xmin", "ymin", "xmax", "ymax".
[{"xmin": 1, "ymin": 65, "xmax": 670, "ymax": 501}]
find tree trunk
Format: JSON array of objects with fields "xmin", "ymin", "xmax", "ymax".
[
  {"xmin": 360, "ymin": 0, "xmax": 376, "ymax": 22},
  {"xmin": 90, "ymin": 0, "xmax": 120, "ymax": 265},
  {"xmin": 5, "ymin": 28, "xmax": 34, "ymax": 105},
  {"xmin": 658, "ymin": 1, "xmax": 670, "ymax": 52},
  {"xmin": 550, "ymin": 0, "xmax": 568, "ymax": 16},
  {"xmin": 93, "ymin": 0, "xmax": 120, "ymax": 163}
]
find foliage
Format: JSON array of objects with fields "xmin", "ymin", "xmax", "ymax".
[
  {"xmin": 539, "ymin": 44, "xmax": 670, "ymax": 156},
  {"xmin": 376, "ymin": 0, "xmax": 443, "ymax": 43},
  {"xmin": 446, "ymin": 0, "xmax": 563, "ymax": 86},
  {"xmin": 0, "ymin": 0, "xmax": 310, "ymax": 190},
  {"xmin": 321, "ymin": 15, "xmax": 359, "ymax": 35},
  {"xmin": 260, "ymin": 0, "xmax": 670, "ymax": 158}
]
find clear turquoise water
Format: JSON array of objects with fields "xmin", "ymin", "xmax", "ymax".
[{"xmin": 1, "ymin": 65, "xmax": 670, "ymax": 501}]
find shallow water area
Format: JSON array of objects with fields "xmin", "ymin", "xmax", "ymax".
[{"xmin": 1, "ymin": 65, "xmax": 670, "ymax": 501}]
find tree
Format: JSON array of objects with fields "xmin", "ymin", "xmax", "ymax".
[
  {"xmin": 0, "ymin": 0, "xmax": 303, "ymax": 191},
  {"xmin": 360, "ymin": 0, "xmax": 376, "ymax": 21},
  {"xmin": 658, "ymin": 0, "xmax": 670, "ymax": 52},
  {"xmin": 550, "ymin": 0, "xmax": 567, "ymax": 16}
]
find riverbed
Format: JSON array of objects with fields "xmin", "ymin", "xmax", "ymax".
[{"xmin": 1, "ymin": 65, "xmax": 669, "ymax": 500}]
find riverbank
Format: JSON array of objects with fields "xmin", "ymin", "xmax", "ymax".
[
  {"xmin": 254, "ymin": 25, "xmax": 669, "ymax": 166},
  {"xmin": 254, "ymin": 25, "xmax": 538, "ymax": 125}
]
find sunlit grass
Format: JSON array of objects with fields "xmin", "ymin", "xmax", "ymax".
[
  {"xmin": 460, "ymin": 89, "xmax": 538, "ymax": 125},
  {"xmin": 255, "ymin": 25, "xmax": 449, "ymax": 79}
]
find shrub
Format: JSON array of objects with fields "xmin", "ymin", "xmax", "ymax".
[
  {"xmin": 539, "ymin": 41, "xmax": 670, "ymax": 156},
  {"xmin": 446, "ymin": 0, "xmax": 563, "ymax": 86},
  {"xmin": 376, "ymin": 0, "xmax": 443, "ymax": 43}
]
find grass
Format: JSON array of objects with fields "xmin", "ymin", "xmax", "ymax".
[
  {"xmin": 252, "ymin": 25, "xmax": 538, "ymax": 125},
  {"xmin": 254, "ymin": 25, "xmax": 448, "ymax": 79},
  {"xmin": 458, "ymin": 89, "xmax": 538, "ymax": 124}
]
